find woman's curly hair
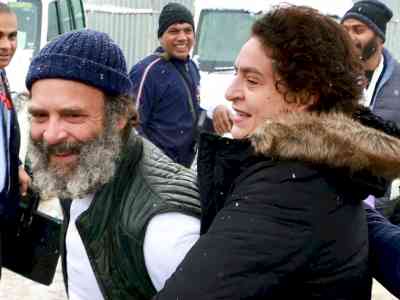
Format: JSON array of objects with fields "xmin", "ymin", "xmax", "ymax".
[{"xmin": 252, "ymin": 5, "xmax": 365, "ymax": 115}]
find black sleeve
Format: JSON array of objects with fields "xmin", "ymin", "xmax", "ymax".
[
  {"xmin": 365, "ymin": 205, "xmax": 400, "ymax": 297},
  {"xmin": 154, "ymin": 175, "xmax": 316, "ymax": 299}
]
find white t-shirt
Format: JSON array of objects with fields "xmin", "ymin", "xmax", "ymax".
[{"xmin": 66, "ymin": 194, "xmax": 200, "ymax": 300}]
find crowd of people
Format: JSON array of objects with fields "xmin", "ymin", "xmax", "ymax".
[{"xmin": 0, "ymin": 0, "xmax": 399, "ymax": 299}]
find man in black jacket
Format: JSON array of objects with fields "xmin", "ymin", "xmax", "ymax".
[{"xmin": 0, "ymin": 2, "xmax": 30, "ymax": 278}]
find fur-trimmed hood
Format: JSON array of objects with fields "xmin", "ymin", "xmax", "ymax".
[{"xmin": 251, "ymin": 112, "xmax": 400, "ymax": 180}]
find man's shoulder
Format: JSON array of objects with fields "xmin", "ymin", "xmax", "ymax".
[
  {"xmin": 107, "ymin": 136, "xmax": 200, "ymax": 227},
  {"xmin": 188, "ymin": 57, "xmax": 199, "ymax": 69},
  {"xmin": 132, "ymin": 52, "xmax": 166, "ymax": 71},
  {"xmin": 116, "ymin": 138, "xmax": 200, "ymax": 233},
  {"xmin": 382, "ymin": 50, "xmax": 400, "ymax": 90},
  {"xmin": 129, "ymin": 53, "xmax": 169, "ymax": 83},
  {"xmin": 139, "ymin": 139, "xmax": 199, "ymax": 200},
  {"xmin": 383, "ymin": 49, "xmax": 400, "ymax": 70},
  {"xmin": 140, "ymin": 139, "xmax": 198, "ymax": 182},
  {"xmin": 392, "ymin": 55, "xmax": 400, "ymax": 73}
]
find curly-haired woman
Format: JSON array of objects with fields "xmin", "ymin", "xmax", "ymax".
[{"xmin": 154, "ymin": 5, "xmax": 400, "ymax": 299}]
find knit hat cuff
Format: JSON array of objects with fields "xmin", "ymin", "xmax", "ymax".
[
  {"xmin": 26, "ymin": 53, "xmax": 132, "ymax": 95},
  {"xmin": 157, "ymin": 19, "xmax": 194, "ymax": 38},
  {"xmin": 157, "ymin": 3, "xmax": 194, "ymax": 38},
  {"xmin": 342, "ymin": 12, "xmax": 386, "ymax": 41}
]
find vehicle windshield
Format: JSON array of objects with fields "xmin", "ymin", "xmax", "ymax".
[
  {"xmin": 8, "ymin": 0, "xmax": 41, "ymax": 54},
  {"xmin": 194, "ymin": 9, "xmax": 258, "ymax": 72}
]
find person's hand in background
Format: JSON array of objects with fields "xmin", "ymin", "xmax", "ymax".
[
  {"xmin": 212, "ymin": 105, "xmax": 233, "ymax": 135},
  {"xmin": 18, "ymin": 166, "xmax": 31, "ymax": 196}
]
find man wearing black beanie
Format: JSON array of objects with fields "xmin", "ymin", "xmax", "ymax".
[
  {"xmin": 129, "ymin": 2, "xmax": 211, "ymax": 168},
  {"xmin": 342, "ymin": 0, "xmax": 399, "ymax": 122},
  {"xmin": 342, "ymin": 0, "xmax": 400, "ymax": 222}
]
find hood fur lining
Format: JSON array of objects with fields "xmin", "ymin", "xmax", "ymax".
[{"xmin": 250, "ymin": 112, "xmax": 400, "ymax": 180}]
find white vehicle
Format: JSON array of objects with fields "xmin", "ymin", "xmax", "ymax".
[{"xmin": 193, "ymin": 0, "xmax": 354, "ymax": 118}]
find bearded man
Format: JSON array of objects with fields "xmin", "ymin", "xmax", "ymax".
[
  {"xmin": 342, "ymin": 0, "xmax": 400, "ymax": 221},
  {"xmin": 25, "ymin": 29, "xmax": 201, "ymax": 300},
  {"xmin": 342, "ymin": 0, "xmax": 399, "ymax": 123}
]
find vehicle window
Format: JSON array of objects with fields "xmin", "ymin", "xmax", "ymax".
[
  {"xmin": 8, "ymin": 0, "xmax": 41, "ymax": 52},
  {"xmin": 47, "ymin": 1, "xmax": 61, "ymax": 40},
  {"xmin": 58, "ymin": 0, "xmax": 73, "ymax": 32},
  {"xmin": 194, "ymin": 9, "xmax": 257, "ymax": 72},
  {"xmin": 70, "ymin": 0, "xmax": 85, "ymax": 29}
]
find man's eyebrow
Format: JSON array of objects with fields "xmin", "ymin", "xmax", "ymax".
[
  {"xmin": 351, "ymin": 24, "xmax": 367, "ymax": 30},
  {"xmin": 28, "ymin": 106, "xmax": 84, "ymax": 114},
  {"xmin": 0, "ymin": 30, "xmax": 18, "ymax": 36},
  {"xmin": 59, "ymin": 107, "xmax": 85, "ymax": 114},
  {"xmin": 28, "ymin": 106, "xmax": 46, "ymax": 114}
]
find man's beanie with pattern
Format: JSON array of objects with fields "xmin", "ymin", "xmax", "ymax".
[
  {"xmin": 26, "ymin": 29, "xmax": 132, "ymax": 95},
  {"xmin": 157, "ymin": 2, "xmax": 194, "ymax": 38},
  {"xmin": 342, "ymin": 0, "xmax": 393, "ymax": 42}
]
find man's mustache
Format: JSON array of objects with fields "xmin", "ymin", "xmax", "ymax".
[{"xmin": 31, "ymin": 139, "xmax": 84, "ymax": 157}]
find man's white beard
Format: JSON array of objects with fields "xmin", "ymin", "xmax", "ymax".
[{"xmin": 27, "ymin": 124, "xmax": 123, "ymax": 200}]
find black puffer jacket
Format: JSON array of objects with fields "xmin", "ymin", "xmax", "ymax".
[
  {"xmin": 155, "ymin": 112, "xmax": 400, "ymax": 300},
  {"xmin": 0, "ymin": 70, "xmax": 21, "ymax": 222}
]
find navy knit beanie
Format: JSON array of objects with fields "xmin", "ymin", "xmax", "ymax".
[
  {"xmin": 26, "ymin": 29, "xmax": 132, "ymax": 96},
  {"xmin": 157, "ymin": 2, "xmax": 194, "ymax": 38},
  {"xmin": 342, "ymin": 0, "xmax": 393, "ymax": 42}
]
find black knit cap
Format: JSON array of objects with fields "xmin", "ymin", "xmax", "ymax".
[
  {"xmin": 342, "ymin": 0, "xmax": 393, "ymax": 42},
  {"xmin": 157, "ymin": 2, "xmax": 194, "ymax": 38},
  {"xmin": 26, "ymin": 29, "xmax": 132, "ymax": 96}
]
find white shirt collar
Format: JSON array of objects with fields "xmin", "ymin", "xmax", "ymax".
[{"xmin": 363, "ymin": 54, "xmax": 384, "ymax": 107}]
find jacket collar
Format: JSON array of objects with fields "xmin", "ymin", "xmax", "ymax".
[
  {"xmin": 154, "ymin": 46, "xmax": 190, "ymax": 63},
  {"xmin": 250, "ymin": 112, "xmax": 400, "ymax": 181}
]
